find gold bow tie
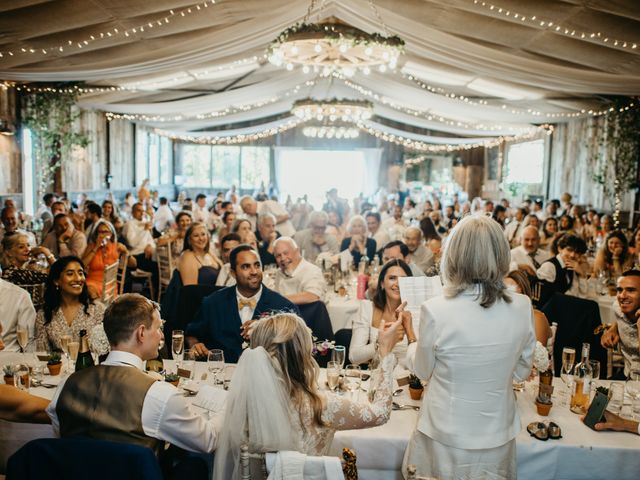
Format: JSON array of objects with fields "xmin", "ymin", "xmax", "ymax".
[{"xmin": 238, "ymin": 299, "xmax": 256, "ymax": 309}]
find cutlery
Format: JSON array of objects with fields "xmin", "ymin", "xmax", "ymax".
[
  {"xmin": 392, "ymin": 388, "xmax": 403, "ymax": 396},
  {"xmin": 392, "ymin": 402, "xmax": 420, "ymax": 411}
]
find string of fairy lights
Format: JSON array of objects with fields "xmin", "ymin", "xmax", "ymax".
[
  {"xmin": 0, "ymin": 1, "xmax": 218, "ymax": 59},
  {"xmin": 471, "ymin": 0, "xmax": 638, "ymax": 52}
]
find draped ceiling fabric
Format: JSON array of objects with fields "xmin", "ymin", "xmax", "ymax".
[{"xmin": 1, "ymin": 0, "xmax": 639, "ymax": 141}]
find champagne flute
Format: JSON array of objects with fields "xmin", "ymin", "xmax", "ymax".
[
  {"xmin": 331, "ymin": 345, "xmax": 346, "ymax": 373},
  {"xmin": 344, "ymin": 365, "xmax": 362, "ymax": 400},
  {"xmin": 589, "ymin": 360, "xmax": 601, "ymax": 392},
  {"xmin": 171, "ymin": 330, "xmax": 184, "ymax": 366},
  {"xmin": 560, "ymin": 347, "xmax": 575, "ymax": 406},
  {"xmin": 16, "ymin": 327, "xmax": 29, "ymax": 354},
  {"xmin": 326, "ymin": 361, "xmax": 341, "ymax": 393},
  {"xmin": 207, "ymin": 349, "xmax": 225, "ymax": 386},
  {"xmin": 67, "ymin": 338, "xmax": 80, "ymax": 370},
  {"xmin": 59, "ymin": 334, "xmax": 72, "ymax": 374}
]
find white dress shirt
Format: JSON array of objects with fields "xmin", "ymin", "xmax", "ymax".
[
  {"xmin": 153, "ymin": 204, "xmax": 175, "ymax": 233},
  {"xmin": 259, "ymin": 200, "xmax": 295, "ymax": 237},
  {"xmin": 509, "ymin": 246, "xmax": 550, "ymax": 272},
  {"xmin": 0, "ymin": 279, "xmax": 36, "ymax": 351},
  {"xmin": 215, "ymin": 263, "xmax": 236, "ymax": 287},
  {"xmin": 370, "ymin": 229, "xmax": 390, "ymax": 252},
  {"xmin": 274, "ymin": 259, "xmax": 326, "ymax": 300},
  {"xmin": 122, "ymin": 220, "xmax": 155, "ymax": 256},
  {"xmin": 504, "ymin": 220, "xmax": 522, "ymax": 246},
  {"xmin": 405, "ymin": 290, "xmax": 536, "ymax": 450},
  {"xmin": 46, "ymin": 351, "xmax": 219, "ymax": 453},
  {"xmin": 408, "ymin": 244, "xmax": 435, "ymax": 274},
  {"xmin": 192, "ymin": 204, "xmax": 209, "ymax": 225},
  {"xmin": 236, "ymin": 287, "xmax": 263, "ymax": 324}
]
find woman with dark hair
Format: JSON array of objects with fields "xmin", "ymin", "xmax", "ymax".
[
  {"xmin": 539, "ymin": 217, "xmax": 558, "ymax": 250},
  {"xmin": 156, "ymin": 210, "xmax": 192, "ymax": 257},
  {"xmin": 419, "ymin": 215, "xmax": 441, "ymax": 242},
  {"xmin": 231, "ymin": 218, "xmax": 252, "ymax": 238},
  {"xmin": 34, "ymin": 256, "xmax": 105, "ymax": 351},
  {"xmin": 558, "ymin": 214, "xmax": 574, "ymax": 232},
  {"xmin": 101, "ymin": 200, "xmax": 123, "ymax": 233},
  {"xmin": 349, "ymin": 259, "xmax": 414, "ymax": 366},
  {"xmin": 593, "ymin": 230, "xmax": 633, "ymax": 279},
  {"xmin": 505, "ymin": 269, "xmax": 551, "ymax": 345},
  {"xmin": 217, "ymin": 211, "xmax": 236, "ymax": 242},
  {"xmin": 214, "ymin": 312, "xmax": 401, "ymax": 479},
  {"xmin": 82, "ymin": 220, "xmax": 128, "ymax": 299}
]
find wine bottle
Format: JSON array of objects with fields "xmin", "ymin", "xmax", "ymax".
[
  {"xmin": 75, "ymin": 329, "xmax": 95, "ymax": 372},
  {"xmin": 570, "ymin": 342, "xmax": 592, "ymax": 414}
]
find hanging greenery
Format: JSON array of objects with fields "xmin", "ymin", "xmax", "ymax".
[
  {"xmin": 22, "ymin": 89, "xmax": 90, "ymax": 196},
  {"xmin": 590, "ymin": 98, "xmax": 640, "ymax": 227}
]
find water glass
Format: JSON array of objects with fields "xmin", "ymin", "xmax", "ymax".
[
  {"xmin": 331, "ymin": 345, "xmax": 346, "ymax": 371},
  {"xmin": 608, "ymin": 382, "xmax": 624, "ymax": 414},
  {"xmin": 14, "ymin": 364, "xmax": 30, "ymax": 391},
  {"xmin": 589, "ymin": 360, "xmax": 601, "ymax": 391},
  {"xmin": 181, "ymin": 349, "xmax": 196, "ymax": 380},
  {"xmin": 207, "ymin": 349, "xmax": 225, "ymax": 385},
  {"xmin": 31, "ymin": 365, "xmax": 45, "ymax": 386},
  {"xmin": 343, "ymin": 365, "xmax": 362, "ymax": 400}
]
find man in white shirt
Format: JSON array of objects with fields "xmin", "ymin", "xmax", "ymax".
[
  {"xmin": 215, "ymin": 233, "xmax": 241, "ymax": 287},
  {"xmin": 239, "ymin": 196, "xmax": 259, "ymax": 231},
  {"xmin": 153, "ymin": 197, "xmax": 174, "ymax": 233},
  {"xmin": 122, "ymin": 202, "xmax": 158, "ymax": 290},
  {"xmin": 0, "ymin": 277, "xmax": 36, "ymax": 351},
  {"xmin": 47, "ymin": 294, "xmax": 220, "ymax": 464},
  {"xmin": 509, "ymin": 226, "xmax": 551, "ymax": 275},
  {"xmin": 365, "ymin": 212, "xmax": 390, "ymax": 252},
  {"xmin": 273, "ymin": 237, "xmax": 326, "ymax": 305},
  {"xmin": 192, "ymin": 194, "xmax": 209, "ymax": 224},
  {"xmin": 382, "ymin": 204, "xmax": 407, "ymax": 241},
  {"xmin": 293, "ymin": 211, "xmax": 339, "ymax": 263},
  {"xmin": 0, "ymin": 206, "xmax": 36, "ymax": 250},
  {"xmin": 381, "ymin": 241, "xmax": 425, "ymax": 277},
  {"xmin": 504, "ymin": 207, "xmax": 527, "ymax": 248},
  {"xmin": 258, "ymin": 199, "xmax": 295, "ymax": 237},
  {"xmin": 42, "ymin": 213, "xmax": 87, "ymax": 258},
  {"xmin": 403, "ymin": 227, "xmax": 435, "ymax": 274}
]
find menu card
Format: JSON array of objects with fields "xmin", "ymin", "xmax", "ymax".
[{"xmin": 399, "ymin": 276, "xmax": 443, "ymax": 330}]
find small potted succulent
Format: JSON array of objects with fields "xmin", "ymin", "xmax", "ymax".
[
  {"xmin": 164, "ymin": 373, "xmax": 180, "ymax": 387},
  {"xmin": 47, "ymin": 352, "xmax": 62, "ymax": 376},
  {"xmin": 408, "ymin": 374, "xmax": 424, "ymax": 401},
  {"xmin": 3, "ymin": 365, "xmax": 17, "ymax": 386}
]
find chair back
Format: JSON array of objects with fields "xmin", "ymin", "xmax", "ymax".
[
  {"xmin": 406, "ymin": 465, "xmax": 438, "ymax": 480},
  {"xmin": 6, "ymin": 437, "xmax": 162, "ymax": 480},
  {"xmin": 156, "ymin": 243, "xmax": 173, "ymax": 301},
  {"xmin": 101, "ymin": 260, "xmax": 120, "ymax": 304},
  {"xmin": 20, "ymin": 283, "xmax": 45, "ymax": 310},
  {"xmin": 117, "ymin": 254, "xmax": 128, "ymax": 295}
]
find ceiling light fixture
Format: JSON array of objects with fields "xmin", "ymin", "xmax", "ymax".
[{"xmin": 291, "ymin": 98, "xmax": 373, "ymax": 122}]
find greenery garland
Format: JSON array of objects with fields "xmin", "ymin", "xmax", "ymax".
[
  {"xmin": 590, "ymin": 98, "xmax": 640, "ymax": 226},
  {"xmin": 22, "ymin": 89, "xmax": 90, "ymax": 196}
]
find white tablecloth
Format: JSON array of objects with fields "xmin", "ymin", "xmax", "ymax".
[{"xmin": 2, "ymin": 355, "xmax": 640, "ymax": 479}]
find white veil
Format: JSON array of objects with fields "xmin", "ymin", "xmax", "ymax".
[{"xmin": 213, "ymin": 346, "xmax": 299, "ymax": 480}]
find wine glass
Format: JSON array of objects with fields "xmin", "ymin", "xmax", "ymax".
[
  {"xmin": 207, "ymin": 349, "xmax": 225, "ymax": 386},
  {"xmin": 629, "ymin": 371, "xmax": 640, "ymax": 420},
  {"xmin": 331, "ymin": 345, "xmax": 346, "ymax": 372},
  {"xmin": 171, "ymin": 330, "xmax": 184, "ymax": 366},
  {"xmin": 326, "ymin": 361, "xmax": 341, "ymax": 393},
  {"xmin": 343, "ymin": 365, "xmax": 362, "ymax": 400},
  {"xmin": 59, "ymin": 334, "xmax": 72, "ymax": 374},
  {"xmin": 560, "ymin": 347, "xmax": 575, "ymax": 406},
  {"xmin": 16, "ymin": 327, "xmax": 29, "ymax": 353},
  {"xmin": 589, "ymin": 360, "xmax": 600, "ymax": 391}
]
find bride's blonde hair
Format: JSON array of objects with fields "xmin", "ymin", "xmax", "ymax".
[{"xmin": 251, "ymin": 313, "xmax": 325, "ymax": 426}]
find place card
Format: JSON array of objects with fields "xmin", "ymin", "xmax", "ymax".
[
  {"xmin": 177, "ymin": 368, "xmax": 192, "ymax": 379},
  {"xmin": 396, "ymin": 375, "xmax": 411, "ymax": 387}
]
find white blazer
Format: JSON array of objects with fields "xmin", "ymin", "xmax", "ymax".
[{"xmin": 406, "ymin": 289, "xmax": 536, "ymax": 450}]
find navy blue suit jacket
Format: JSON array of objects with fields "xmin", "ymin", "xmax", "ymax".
[{"xmin": 185, "ymin": 285, "xmax": 299, "ymax": 363}]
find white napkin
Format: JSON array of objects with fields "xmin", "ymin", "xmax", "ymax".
[{"xmin": 191, "ymin": 385, "xmax": 228, "ymax": 413}]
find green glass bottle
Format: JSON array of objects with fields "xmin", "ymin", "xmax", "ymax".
[{"xmin": 75, "ymin": 329, "xmax": 95, "ymax": 371}]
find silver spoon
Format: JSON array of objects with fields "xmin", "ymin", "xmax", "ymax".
[
  {"xmin": 392, "ymin": 402, "xmax": 420, "ymax": 411},
  {"xmin": 392, "ymin": 388, "xmax": 403, "ymax": 396}
]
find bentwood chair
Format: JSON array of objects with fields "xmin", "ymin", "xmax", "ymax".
[
  {"xmin": 116, "ymin": 253, "xmax": 128, "ymax": 295},
  {"xmin": 156, "ymin": 242, "xmax": 173, "ymax": 302},
  {"xmin": 101, "ymin": 260, "xmax": 120, "ymax": 304},
  {"xmin": 20, "ymin": 282, "xmax": 45, "ymax": 310},
  {"xmin": 406, "ymin": 465, "xmax": 438, "ymax": 480}
]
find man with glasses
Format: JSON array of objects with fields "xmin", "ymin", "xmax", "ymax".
[{"xmin": 293, "ymin": 211, "xmax": 339, "ymax": 263}]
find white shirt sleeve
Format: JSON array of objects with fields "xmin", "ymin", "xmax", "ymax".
[
  {"xmin": 142, "ymin": 381, "xmax": 218, "ymax": 453},
  {"xmin": 349, "ymin": 301, "xmax": 377, "ymax": 364},
  {"xmin": 300, "ymin": 265, "xmax": 327, "ymax": 299},
  {"xmin": 410, "ymin": 302, "xmax": 437, "ymax": 381},
  {"xmin": 45, "ymin": 375, "xmax": 71, "ymax": 437},
  {"xmin": 536, "ymin": 262, "xmax": 556, "ymax": 282}
]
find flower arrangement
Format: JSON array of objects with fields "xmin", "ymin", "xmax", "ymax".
[
  {"xmin": 532, "ymin": 341, "xmax": 550, "ymax": 372},
  {"xmin": 312, "ymin": 338, "xmax": 335, "ymax": 356}
]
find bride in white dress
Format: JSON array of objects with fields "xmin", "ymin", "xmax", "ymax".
[{"xmin": 213, "ymin": 312, "xmax": 403, "ymax": 479}]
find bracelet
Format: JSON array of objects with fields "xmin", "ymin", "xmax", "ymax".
[{"xmin": 407, "ymin": 338, "xmax": 417, "ymax": 345}]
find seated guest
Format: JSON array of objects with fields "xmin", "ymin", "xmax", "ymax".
[
  {"xmin": 42, "ymin": 213, "xmax": 87, "ymax": 259},
  {"xmin": 215, "ymin": 233, "xmax": 241, "ymax": 287},
  {"xmin": 157, "ymin": 210, "xmax": 192, "ymax": 257},
  {"xmin": 340, "ymin": 215, "xmax": 377, "ymax": 266},
  {"xmin": 256, "ymin": 213, "xmax": 280, "ymax": 267},
  {"xmin": 523, "ymin": 213, "xmax": 541, "ymax": 230},
  {"xmin": 403, "ymin": 227, "xmax": 435, "ymax": 274},
  {"xmin": 187, "ymin": 245, "xmax": 299, "ymax": 363},
  {"xmin": 509, "ymin": 226, "xmax": 551, "ymax": 275},
  {"xmin": 350, "ymin": 259, "xmax": 413, "ymax": 366},
  {"xmin": 0, "ymin": 206, "xmax": 36, "ymax": 249},
  {"xmin": 539, "ymin": 217, "xmax": 559, "ymax": 250},
  {"xmin": 122, "ymin": 202, "xmax": 158, "ymax": 289},
  {"xmin": 326, "ymin": 209, "xmax": 345, "ymax": 244},
  {"xmin": 258, "ymin": 197, "xmax": 296, "ymax": 237},
  {"xmin": 83, "ymin": 202, "xmax": 102, "ymax": 239},
  {"xmin": 177, "ymin": 223, "xmax": 222, "ymax": 286},
  {"xmin": 558, "ymin": 214, "xmax": 574, "ymax": 233},
  {"xmin": 82, "ymin": 220, "xmax": 129, "ymax": 299},
  {"xmin": 153, "ymin": 197, "xmax": 174, "ymax": 235},
  {"xmin": 213, "ymin": 312, "xmax": 401, "ymax": 479},
  {"xmin": 601, "ymin": 270, "xmax": 640, "ymax": 378},
  {"xmin": 419, "ymin": 216, "xmax": 441, "ymax": 244},
  {"xmin": 1, "ymin": 232, "xmax": 53, "ymax": 287},
  {"xmin": 293, "ymin": 211, "xmax": 339, "ymax": 263},
  {"xmin": 504, "ymin": 270, "xmax": 551, "ymax": 345},
  {"xmin": 0, "ymin": 385, "xmax": 50, "ymax": 423},
  {"xmin": 46, "ymin": 294, "xmax": 219, "ymax": 463},
  {"xmin": 101, "ymin": 199, "xmax": 123, "ymax": 234},
  {"xmin": 232, "ymin": 218, "xmax": 253, "ymax": 239},
  {"xmin": 240, "ymin": 230, "xmax": 258, "ymax": 251},
  {"xmin": 402, "ymin": 214, "xmax": 536, "ymax": 480},
  {"xmin": 239, "ymin": 195, "xmax": 258, "ymax": 231},
  {"xmin": 273, "ymin": 237, "xmax": 326, "ymax": 304},
  {"xmin": 0, "ymin": 276, "xmax": 36, "ymax": 351},
  {"xmin": 593, "ymin": 230, "xmax": 634, "ymax": 279},
  {"xmin": 381, "ymin": 240, "xmax": 425, "ymax": 277},
  {"xmin": 41, "ymin": 201, "xmax": 67, "ymax": 239},
  {"xmin": 218, "ymin": 211, "xmax": 236, "ymax": 241},
  {"xmin": 504, "ymin": 207, "xmax": 527, "ymax": 248},
  {"xmin": 35, "ymin": 257, "xmax": 105, "ymax": 352},
  {"xmin": 366, "ymin": 211, "xmax": 390, "ymax": 252},
  {"xmin": 537, "ymin": 233, "xmax": 589, "ymax": 295},
  {"xmin": 383, "ymin": 204, "xmax": 408, "ymax": 241}
]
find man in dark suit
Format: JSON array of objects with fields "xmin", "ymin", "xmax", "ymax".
[{"xmin": 186, "ymin": 244, "xmax": 299, "ymax": 362}]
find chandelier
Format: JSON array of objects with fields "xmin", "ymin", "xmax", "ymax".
[
  {"xmin": 292, "ymin": 98, "xmax": 373, "ymax": 122},
  {"xmin": 268, "ymin": 0, "xmax": 404, "ymax": 76},
  {"xmin": 302, "ymin": 125, "xmax": 360, "ymax": 139}
]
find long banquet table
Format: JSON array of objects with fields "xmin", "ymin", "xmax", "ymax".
[{"xmin": 1, "ymin": 353, "xmax": 639, "ymax": 479}]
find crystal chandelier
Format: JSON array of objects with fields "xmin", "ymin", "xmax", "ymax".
[
  {"xmin": 302, "ymin": 125, "xmax": 360, "ymax": 139},
  {"xmin": 291, "ymin": 98, "xmax": 373, "ymax": 122},
  {"xmin": 268, "ymin": 1, "xmax": 404, "ymax": 76}
]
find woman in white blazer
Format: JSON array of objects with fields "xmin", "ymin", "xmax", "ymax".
[{"xmin": 403, "ymin": 214, "xmax": 536, "ymax": 479}]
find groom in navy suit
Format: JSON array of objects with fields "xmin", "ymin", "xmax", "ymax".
[{"xmin": 186, "ymin": 244, "xmax": 299, "ymax": 362}]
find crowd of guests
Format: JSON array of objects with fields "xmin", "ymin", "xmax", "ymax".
[{"xmin": 1, "ymin": 185, "xmax": 639, "ymax": 479}]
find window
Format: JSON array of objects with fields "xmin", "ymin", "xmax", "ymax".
[
  {"xmin": 135, "ymin": 128, "xmax": 173, "ymax": 186},
  {"xmin": 504, "ymin": 139, "xmax": 544, "ymax": 184},
  {"xmin": 179, "ymin": 144, "xmax": 270, "ymax": 189}
]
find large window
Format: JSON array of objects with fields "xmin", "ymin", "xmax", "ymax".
[
  {"xmin": 135, "ymin": 128, "xmax": 173, "ymax": 185},
  {"xmin": 504, "ymin": 139, "xmax": 544, "ymax": 185},
  {"xmin": 179, "ymin": 144, "xmax": 270, "ymax": 189}
]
